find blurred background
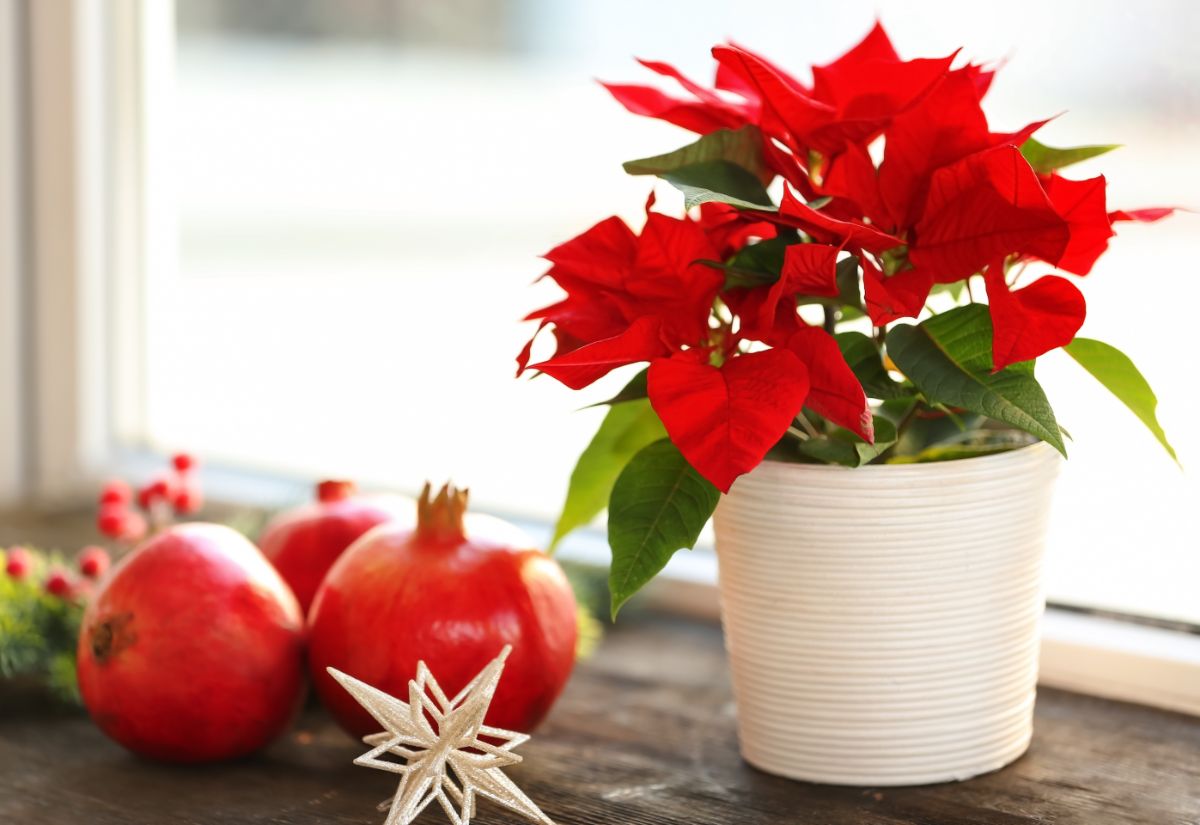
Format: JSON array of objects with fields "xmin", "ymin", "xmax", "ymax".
[{"xmin": 1, "ymin": 0, "xmax": 1197, "ymax": 623}]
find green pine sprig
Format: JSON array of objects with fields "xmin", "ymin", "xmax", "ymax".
[{"xmin": 0, "ymin": 548, "xmax": 85, "ymax": 705}]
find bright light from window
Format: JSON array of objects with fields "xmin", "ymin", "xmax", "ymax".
[{"xmin": 147, "ymin": 0, "xmax": 1199, "ymax": 623}]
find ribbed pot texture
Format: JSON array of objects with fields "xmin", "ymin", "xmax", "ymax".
[{"xmin": 713, "ymin": 442, "xmax": 1062, "ymax": 786}]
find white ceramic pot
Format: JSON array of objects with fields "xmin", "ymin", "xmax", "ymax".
[{"xmin": 712, "ymin": 442, "xmax": 1062, "ymax": 786}]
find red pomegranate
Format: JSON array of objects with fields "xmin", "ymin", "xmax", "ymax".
[
  {"xmin": 77, "ymin": 523, "xmax": 305, "ymax": 762},
  {"xmin": 308, "ymin": 483, "xmax": 577, "ymax": 737},
  {"xmin": 259, "ymin": 480, "xmax": 407, "ymax": 613}
]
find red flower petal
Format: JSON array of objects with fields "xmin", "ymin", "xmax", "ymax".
[
  {"xmin": 956, "ymin": 62, "xmax": 996, "ymax": 100},
  {"xmin": 532, "ymin": 316, "xmax": 669, "ymax": 390},
  {"xmin": 648, "ymin": 349, "xmax": 810, "ymax": 492},
  {"xmin": 713, "ymin": 40, "xmax": 808, "ymax": 99},
  {"xmin": 820, "ymin": 21, "xmax": 900, "ymax": 71},
  {"xmin": 785, "ymin": 326, "xmax": 873, "ymax": 442},
  {"xmin": 878, "ymin": 71, "xmax": 992, "ymax": 229},
  {"xmin": 599, "ymin": 57, "xmax": 755, "ymax": 136},
  {"xmin": 542, "ymin": 215, "xmax": 637, "ymax": 289},
  {"xmin": 805, "ymin": 21, "xmax": 955, "ymax": 153},
  {"xmin": 759, "ymin": 137, "xmax": 819, "ymax": 199},
  {"xmin": 984, "ymin": 266, "xmax": 1086, "ymax": 371},
  {"xmin": 1109, "ymin": 207, "xmax": 1176, "ymax": 223},
  {"xmin": 628, "ymin": 213, "xmax": 724, "ymax": 347},
  {"xmin": 635, "ymin": 58, "xmax": 737, "ymax": 109},
  {"xmin": 724, "ymin": 285, "xmax": 802, "ymax": 345},
  {"xmin": 1043, "ymin": 174, "xmax": 1114, "ymax": 276},
  {"xmin": 821, "ymin": 142, "xmax": 887, "ymax": 226},
  {"xmin": 629, "ymin": 213, "xmax": 722, "ymax": 300},
  {"xmin": 711, "ymin": 45, "xmax": 835, "ymax": 148},
  {"xmin": 515, "ymin": 319, "xmax": 548, "ymax": 377},
  {"xmin": 600, "ymin": 82, "xmax": 746, "ymax": 135},
  {"xmin": 775, "ymin": 187, "xmax": 904, "ymax": 254},
  {"xmin": 910, "ymin": 145, "xmax": 1068, "ymax": 283},
  {"xmin": 989, "ymin": 117, "xmax": 1051, "ymax": 150},
  {"xmin": 780, "ymin": 243, "xmax": 841, "ymax": 296},
  {"xmin": 756, "ymin": 243, "xmax": 840, "ymax": 332},
  {"xmin": 524, "ymin": 286, "xmax": 632, "ymax": 345},
  {"xmin": 810, "ymin": 52, "xmax": 955, "ymax": 128},
  {"xmin": 861, "ymin": 256, "xmax": 934, "ymax": 325},
  {"xmin": 696, "ymin": 202, "xmax": 777, "ymax": 258}
]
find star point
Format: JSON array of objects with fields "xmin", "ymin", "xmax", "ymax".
[{"xmin": 326, "ymin": 646, "xmax": 555, "ymax": 825}]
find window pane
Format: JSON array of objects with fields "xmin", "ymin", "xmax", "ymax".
[{"xmin": 154, "ymin": 0, "xmax": 1199, "ymax": 623}]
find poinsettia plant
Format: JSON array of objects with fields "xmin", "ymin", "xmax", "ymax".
[{"xmin": 517, "ymin": 23, "xmax": 1177, "ymax": 615}]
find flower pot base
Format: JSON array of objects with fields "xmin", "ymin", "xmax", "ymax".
[
  {"xmin": 739, "ymin": 728, "xmax": 1032, "ymax": 787},
  {"xmin": 714, "ymin": 444, "xmax": 1061, "ymax": 789}
]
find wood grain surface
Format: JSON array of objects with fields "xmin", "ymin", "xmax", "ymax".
[{"xmin": 2, "ymin": 613, "xmax": 1197, "ymax": 824}]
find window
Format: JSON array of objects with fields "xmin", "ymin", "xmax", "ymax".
[{"xmin": 13, "ymin": 1, "xmax": 1197, "ymax": 629}]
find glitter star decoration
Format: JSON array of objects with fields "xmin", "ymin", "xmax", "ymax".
[{"xmin": 327, "ymin": 646, "xmax": 555, "ymax": 825}]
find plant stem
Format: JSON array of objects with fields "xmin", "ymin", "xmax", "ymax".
[
  {"xmin": 795, "ymin": 412, "xmax": 821, "ymax": 439},
  {"xmin": 876, "ymin": 400, "xmax": 923, "ymax": 463},
  {"xmin": 822, "ymin": 304, "xmax": 837, "ymax": 334},
  {"xmin": 892, "ymin": 401, "xmax": 922, "ymax": 439}
]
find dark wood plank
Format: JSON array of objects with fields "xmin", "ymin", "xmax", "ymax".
[{"xmin": 1, "ymin": 613, "xmax": 1197, "ymax": 824}]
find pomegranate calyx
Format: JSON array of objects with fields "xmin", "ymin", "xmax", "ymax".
[
  {"xmin": 317, "ymin": 479, "xmax": 357, "ymax": 503},
  {"xmin": 91, "ymin": 612, "xmax": 137, "ymax": 664},
  {"xmin": 416, "ymin": 482, "xmax": 469, "ymax": 542}
]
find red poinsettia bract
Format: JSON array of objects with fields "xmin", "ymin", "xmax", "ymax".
[
  {"xmin": 519, "ymin": 199, "xmax": 866, "ymax": 492},
  {"xmin": 524, "ymin": 21, "xmax": 1172, "ymax": 493}
]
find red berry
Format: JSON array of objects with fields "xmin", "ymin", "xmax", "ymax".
[
  {"xmin": 121, "ymin": 512, "xmax": 148, "ymax": 542},
  {"xmin": 46, "ymin": 569, "xmax": 72, "ymax": 597},
  {"xmin": 97, "ymin": 504, "xmax": 129, "ymax": 539},
  {"xmin": 79, "ymin": 546, "xmax": 111, "ymax": 578},
  {"xmin": 172, "ymin": 453, "xmax": 196, "ymax": 473},
  {"xmin": 172, "ymin": 484, "xmax": 203, "ymax": 515},
  {"xmin": 5, "ymin": 546, "xmax": 31, "ymax": 579},
  {"xmin": 137, "ymin": 478, "xmax": 173, "ymax": 510},
  {"xmin": 99, "ymin": 480, "xmax": 132, "ymax": 505}
]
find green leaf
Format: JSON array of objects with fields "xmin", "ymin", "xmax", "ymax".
[
  {"xmin": 662, "ymin": 162, "xmax": 774, "ymax": 210},
  {"xmin": 1063, "ymin": 337, "xmax": 1178, "ymax": 463},
  {"xmin": 623, "ymin": 126, "xmax": 769, "ymax": 182},
  {"xmin": 550, "ymin": 399, "xmax": 666, "ymax": 550},
  {"xmin": 886, "ymin": 304, "xmax": 1067, "ymax": 455},
  {"xmin": 835, "ymin": 331, "xmax": 912, "ymax": 400},
  {"xmin": 1019, "ymin": 136, "xmax": 1120, "ymax": 175},
  {"xmin": 887, "ymin": 442, "xmax": 1022, "ymax": 464},
  {"xmin": 718, "ymin": 236, "xmax": 789, "ymax": 287},
  {"xmin": 607, "ymin": 439, "xmax": 720, "ymax": 617},
  {"xmin": 835, "ymin": 254, "xmax": 863, "ymax": 310},
  {"xmin": 623, "ymin": 129, "xmax": 773, "ymax": 210},
  {"xmin": 929, "ymin": 280, "xmax": 967, "ymax": 301},
  {"xmin": 796, "ymin": 416, "xmax": 897, "ymax": 467}
]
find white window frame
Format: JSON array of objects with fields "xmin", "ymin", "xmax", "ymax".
[{"xmin": 3, "ymin": 0, "xmax": 1196, "ymax": 717}]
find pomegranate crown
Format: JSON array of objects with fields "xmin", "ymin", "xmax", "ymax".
[
  {"xmin": 317, "ymin": 479, "xmax": 357, "ymax": 503},
  {"xmin": 417, "ymin": 481, "xmax": 469, "ymax": 541}
]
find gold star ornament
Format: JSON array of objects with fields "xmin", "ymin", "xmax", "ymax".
[{"xmin": 327, "ymin": 646, "xmax": 556, "ymax": 825}]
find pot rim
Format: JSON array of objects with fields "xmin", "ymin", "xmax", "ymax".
[{"xmin": 750, "ymin": 439, "xmax": 1060, "ymax": 478}]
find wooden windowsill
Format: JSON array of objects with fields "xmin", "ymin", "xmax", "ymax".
[{"xmin": 2, "ymin": 612, "xmax": 1197, "ymax": 824}]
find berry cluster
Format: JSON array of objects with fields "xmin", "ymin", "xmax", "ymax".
[
  {"xmin": 2, "ymin": 544, "xmax": 109, "ymax": 601},
  {"xmin": 96, "ymin": 453, "xmax": 202, "ymax": 542}
]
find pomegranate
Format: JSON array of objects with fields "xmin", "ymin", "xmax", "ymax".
[
  {"xmin": 259, "ymin": 480, "xmax": 408, "ymax": 613},
  {"xmin": 308, "ymin": 483, "xmax": 577, "ymax": 737},
  {"xmin": 77, "ymin": 523, "xmax": 305, "ymax": 762}
]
